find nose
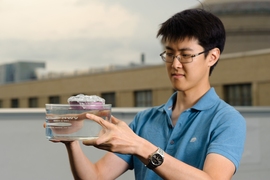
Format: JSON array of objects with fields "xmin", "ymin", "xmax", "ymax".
[{"xmin": 171, "ymin": 56, "xmax": 183, "ymax": 68}]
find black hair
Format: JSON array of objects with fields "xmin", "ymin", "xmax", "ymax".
[{"xmin": 157, "ymin": 8, "xmax": 226, "ymax": 75}]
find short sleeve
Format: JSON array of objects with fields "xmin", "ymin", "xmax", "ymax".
[{"xmin": 207, "ymin": 109, "xmax": 246, "ymax": 171}]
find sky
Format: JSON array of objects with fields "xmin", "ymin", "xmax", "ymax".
[{"xmin": 0, "ymin": 0, "xmax": 201, "ymax": 73}]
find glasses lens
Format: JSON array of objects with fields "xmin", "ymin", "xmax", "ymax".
[
  {"xmin": 160, "ymin": 53, "xmax": 168, "ymax": 62},
  {"xmin": 161, "ymin": 52, "xmax": 192, "ymax": 63},
  {"xmin": 180, "ymin": 55, "xmax": 191, "ymax": 63}
]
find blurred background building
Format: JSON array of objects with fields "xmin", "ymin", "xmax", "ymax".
[
  {"xmin": 0, "ymin": 0, "xmax": 270, "ymax": 108},
  {"xmin": 0, "ymin": 61, "xmax": 45, "ymax": 85},
  {"xmin": 206, "ymin": 0, "xmax": 270, "ymax": 53}
]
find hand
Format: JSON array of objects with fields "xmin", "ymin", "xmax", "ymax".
[{"xmin": 83, "ymin": 114, "xmax": 141, "ymax": 155}]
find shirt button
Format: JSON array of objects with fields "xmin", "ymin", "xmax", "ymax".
[{"xmin": 170, "ymin": 140, "xmax": 174, "ymax": 145}]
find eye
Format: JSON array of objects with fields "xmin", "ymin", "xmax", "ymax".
[
  {"xmin": 181, "ymin": 54, "xmax": 191, "ymax": 57},
  {"xmin": 165, "ymin": 52, "xmax": 174, "ymax": 57},
  {"xmin": 181, "ymin": 54, "xmax": 191, "ymax": 59}
]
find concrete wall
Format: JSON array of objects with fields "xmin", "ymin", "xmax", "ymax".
[{"xmin": 0, "ymin": 107, "xmax": 269, "ymax": 180}]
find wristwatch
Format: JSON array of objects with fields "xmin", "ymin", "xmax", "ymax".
[{"xmin": 146, "ymin": 147, "xmax": 164, "ymax": 169}]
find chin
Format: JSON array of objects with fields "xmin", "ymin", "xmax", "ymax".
[
  {"xmin": 173, "ymin": 87, "xmax": 183, "ymax": 92},
  {"xmin": 173, "ymin": 85, "xmax": 190, "ymax": 92}
]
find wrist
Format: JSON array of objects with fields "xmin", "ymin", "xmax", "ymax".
[
  {"xmin": 146, "ymin": 147, "xmax": 165, "ymax": 169},
  {"xmin": 135, "ymin": 137, "xmax": 157, "ymax": 159},
  {"xmin": 65, "ymin": 140, "xmax": 80, "ymax": 150},
  {"xmin": 134, "ymin": 138, "xmax": 162, "ymax": 167}
]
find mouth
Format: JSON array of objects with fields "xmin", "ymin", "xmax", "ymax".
[{"xmin": 171, "ymin": 73, "xmax": 185, "ymax": 78}]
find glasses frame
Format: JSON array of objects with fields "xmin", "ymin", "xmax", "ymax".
[{"xmin": 160, "ymin": 49, "xmax": 211, "ymax": 64}]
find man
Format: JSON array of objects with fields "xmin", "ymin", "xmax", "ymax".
[{"xmin": 61, "ymin": 8, "xmax": 246, "ymax": 180}]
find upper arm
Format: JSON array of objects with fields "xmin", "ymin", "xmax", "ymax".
[
  {"xmin": 203, "ymin": 153, "xmax": 235, "ymax": 180},
  {"xmin": 95, "ymin": 152, "xmax": 129, "ymax": 180}
]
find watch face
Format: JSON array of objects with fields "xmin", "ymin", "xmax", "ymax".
[{"xmin": 151, "ymin": 154, "xmax": 164, "ymax": 166}]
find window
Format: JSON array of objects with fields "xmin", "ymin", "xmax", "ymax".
[
  {"xmin": 49, "ymin": 96, "xmax": 60, "ymax": 104},
  {"xmin": 101, "ymin": 92, "xmax": 116, "ymax": 107},
  {"xmin": 134, "ymin": 90, "xmax": 152, "ymax": 107},
  {"xmin": 28, "ymin": 97, "xmax": 38, "ymax": 108},
  {"xmin": 224, "ymin": 84, "xmax": 252, "ymax": 106},
  {"xmin": 11, "ymin": 98, "xmax": 19, "ymax": 108}
]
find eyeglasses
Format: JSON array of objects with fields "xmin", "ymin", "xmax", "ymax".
[{"xmin": 160, "ymin": 49, "xmax": 210, "ymax": 64}]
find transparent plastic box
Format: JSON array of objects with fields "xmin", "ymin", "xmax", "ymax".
[{"xmin": 45, "ymin": 104, "xmax": 111, "ymax": 141}]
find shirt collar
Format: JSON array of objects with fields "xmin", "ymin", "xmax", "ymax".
[
  {"xmin": 191, "ymin": 87, "xmax": 219, "ymax": 111},
  {"xmin": 160, "ymin": 87, "xmax": 219, "ymax": 112}
]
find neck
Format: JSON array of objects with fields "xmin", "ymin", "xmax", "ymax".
[
  {"xmin": 176, "ymin": 85, "xmax": 210, "ymax": 109},
  {"xmin": 171, "ymin": 84, "xmax": 211, "ymax": 126}
]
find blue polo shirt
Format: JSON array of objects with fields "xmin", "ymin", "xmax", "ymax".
[{"xmin": 116, "ymin": 88, "xmax": 246, "ymax": 180}]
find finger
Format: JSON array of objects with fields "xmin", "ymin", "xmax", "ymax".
[
  {"xmin": 50, "ymin": 139, "xmax": 61, "ymax": 143},
  {"xmin": 93, "ymin": 110, "xmax": 111, "ymax": 117},
  {"xmin": 111, "ymin": 115, "xmax": 120, "ymax": 125},
  {"xmin": 93, "ymin": 144, "xmax": 112, "ymax": 152},
  {"xmin": 82, "ymin": 138, "xmax": 98, "ymax": 146},
  {"xmin": 43, "ymin": 122, "xmax": 46, "ymax": 128},
  {"xmin": 77, "ymin": 110, "xmax": 111, "ymax": 121},
  {"xmin": 86, "ymin": 113, "xmax": 113, "ymax": 129}
]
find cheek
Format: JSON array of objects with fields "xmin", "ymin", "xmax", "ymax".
[
  {"xmin": 166, "ymin": 64, "xmax": 171, "ymax": 75},
  {"xmin": 184, "ymin": 63, "xmax": 202, "ymax": 77},
  {"xmin": 187, "ymin": 63, "xmax": 209, "ymax": 80}
]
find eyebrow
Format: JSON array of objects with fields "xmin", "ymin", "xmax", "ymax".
[{"xmin": 165, "ymin": 46, "xmax": 194, "ymax": 52}]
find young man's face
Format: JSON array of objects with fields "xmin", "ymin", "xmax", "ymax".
[{"xmin": 163, "ymin": 37, "xmax": 217, "ymax": 93}]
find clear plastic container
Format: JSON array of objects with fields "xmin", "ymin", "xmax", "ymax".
[{"xmin": 45, "ymin": 104, "xmax": 111, "ymax": 141}]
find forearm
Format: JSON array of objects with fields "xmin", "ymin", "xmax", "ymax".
[
  {"xmin": 154, "ymin": 153, "xmax": 234, "ymax": 180},
  {"xmin": 65, "ymin": 141, "xmax": 98, "ymax": 180},
  {"xmin": 153, "ymin": 154, "xmax": 211, "ymax": 180},
  {"xmin": 136, "ymin": 140, "xmax": 230, "ymax": 180}
]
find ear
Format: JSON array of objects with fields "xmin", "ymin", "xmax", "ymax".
[{"xmin": 208, "ymin": 48, "xmax": 220, "ymax": 66}]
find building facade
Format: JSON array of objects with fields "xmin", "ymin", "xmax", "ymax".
[{"xmin": 0, "ymin": 48, "xmax": 270, "ymax": 108}]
